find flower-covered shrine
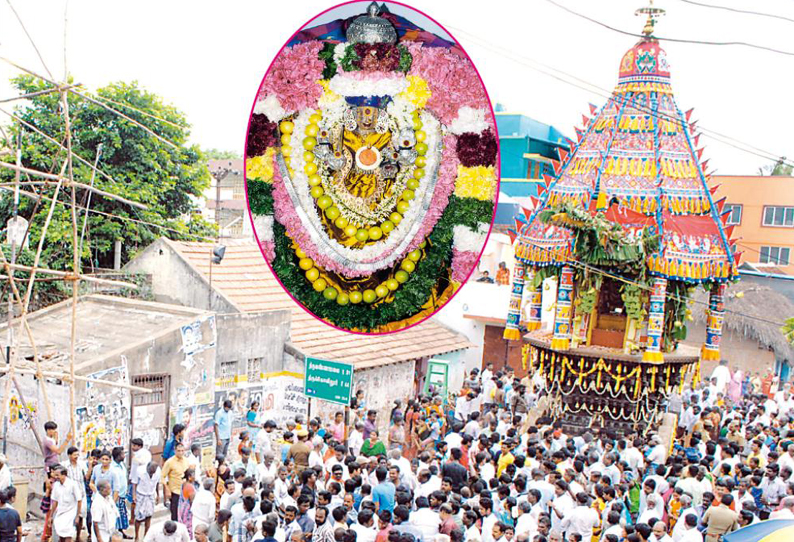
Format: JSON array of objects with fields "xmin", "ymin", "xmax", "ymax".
[{"xmin": 503, "ymin": 7, "xmax": 739, "ymax": 436}]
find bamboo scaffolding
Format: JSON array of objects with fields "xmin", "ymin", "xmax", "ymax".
[
  {"xmin": 0, "ymin": 10, "xmax": 197, "ymax": 456},
  {"xmin": 0, "ymin": 366, "xmax": 150, "ymax": 393},
  {"xmin": 0, "ymin": 105, "xmax": 122, "ymax": 187},
  {"xmin": 0, "ymin": 56, "xmax": 179, "ymax": 149},
  {"xmin": 0, "ymin": 162, "xmax": 147, "ymax": 209},
  {"xmin": 0, "ymin": 83, "xmax": 82, "ymax": 103}
]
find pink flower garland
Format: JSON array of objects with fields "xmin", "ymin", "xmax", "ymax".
[
  {"xmin": 260, "ymin": 240, "xmax": 276, "ymax": 263},
  {"xmin": 271, "ymin": 134, "xmax": 459, "ymax": 277},
  {"xmin": 406, "ymin": 42, "xmax": 490, "ymax": 125},
  {"xmin": 259, "ymin": 41, "xmax": 325, "ymax": 112},
  {"xmin": 451, "ymin": 249, "xmax": 480, "ymax": 282}
]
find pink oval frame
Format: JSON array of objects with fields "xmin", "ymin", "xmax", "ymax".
[{"xmin": 244, "ymin": 0, "xmax": 501, "ymax": 336}]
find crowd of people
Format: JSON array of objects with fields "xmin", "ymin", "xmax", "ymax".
[{"xmin": 2, "ymin": 360, "xmax": 794, "ymax": 542}]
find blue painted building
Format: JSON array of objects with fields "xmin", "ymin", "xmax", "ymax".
[{"xmin": 495, "ymin": 104, "xmax": 570, "ymax": 200}]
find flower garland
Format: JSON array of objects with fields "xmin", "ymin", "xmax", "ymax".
[
  {"xmin": 266, "ymin": 195, "xmax": 494, "ymax": 331},
  {"xmin": 272, "ymin": 110, "xmax": 449, "ymax": 276},
  {"xmin": 404, "ymin": 41, "xmax": 492, "ymax": 125},
  {"xmin": 454, "ymin": 165, "xmax": 497, "ymax": 201},
  {"xmin": 245, "ymin": 16, "xmax": 496, "ymax": 332},
  {"xmin": 320, "ymin": 42, "xmax": 413, "ymax": 77},
  {"xmin": 259, "ymin": 41, "xmax": 325, "ymax": 113}
]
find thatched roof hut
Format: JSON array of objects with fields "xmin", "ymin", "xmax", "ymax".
[{"xmin": 691, "ymin": 285, "xmax": 794, "ymax": 361}]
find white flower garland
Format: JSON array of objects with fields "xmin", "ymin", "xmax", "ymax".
[
  {"xmin": 332, "ymin": 43, "xmax": 347, "ymax": 71},
  {"xmin": 282, "ymin": 107, "xmax": 443, "ymax": 272},
  {"xmin": 386, "ymin": 95, "xmax": 417, "ymax": 128},
  {"xmin": 448, "ymin": 107, "xmax": 490, "ymax": 135},
  {"xmin": 453, "ymin": 222, "xmax": 490, "ymax": 253},
  {"xmin": 254, "ymin": 94, "xmax": 289, "ymax": 121},
  {"xmin": 328, "ymin": 73, "xmax": 408, "ymax": 97},
  {"xmin": 254, "ymin": 215, "xmax": 274, "ymax": 242}
]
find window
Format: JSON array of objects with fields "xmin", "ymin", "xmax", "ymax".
[
  {"xmin": 219, "ymin": 360, "xmax": 237, "ymax": 388},
  {"xmin": 246, "ymin": 358, "xmax": 261, "ymax": 383},
  {"xmin": 724, "ymin": 204, "xmax": 742, "ymax": 225},
  {"xmin": 762, "ymin": 206, "xmax": 794, "ymax": 227},
  {"xmin": 759, "ymin": 246, "xmax": 791, "ymax": 265}
]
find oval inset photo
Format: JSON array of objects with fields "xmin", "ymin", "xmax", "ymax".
[{"xmin": 245, "ymin": 1, "xmax": 498, "ymax": 333}]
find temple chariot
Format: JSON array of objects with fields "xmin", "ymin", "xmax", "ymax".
[{"xmin": 503, "ymin": 5, "xmax": 739, "ymax": 436}]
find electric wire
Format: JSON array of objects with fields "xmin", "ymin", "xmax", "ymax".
[
  {"xmin": 676, "ymin": 0, "xmax": 794, "ymax": 25},
  {"xmin": 544, "ymin": 0, "xmax": 794, "ymax": 57},
  {"xmin": 449, "ymin": 26, "xmax": 793, "ymax": 168},
  {"xmin": 562, "ymin": 258, "xmax": 789, "ymax": 328}
]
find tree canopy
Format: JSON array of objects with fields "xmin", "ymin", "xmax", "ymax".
[{"xmin": 0, "ymin": 77, "xmax": 216, "ymax": 276}]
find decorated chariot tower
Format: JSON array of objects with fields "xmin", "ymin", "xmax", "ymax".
[{"xmin": 502, "ymin": 5, "xmax": 739, "ymax": 436}]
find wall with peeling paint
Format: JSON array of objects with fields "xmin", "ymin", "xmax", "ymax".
[
  {"xmin": 310, "ymin": 360, "xmax": 416, "ymax": 436},
  {"xmin": 216, "ymin": 311, "xmax": 290, "ymax": 374},
  {"xmin": 124, "ymin": 238, "xmax": 237, "ymax": 314}
]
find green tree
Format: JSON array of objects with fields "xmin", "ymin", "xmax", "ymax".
[
  {"xmin": 758, "ymin": 156, "xmax": 793, "ymax": 176},
  {"xmin": 203, "ymin": 148, "xmax": 241, "ymax": 160},
  {"xmin": 784, "ymin": 316, "xmax": 794, "ymax": 345},
  {"xmin": 0, "ymin": 76, "xmax": 216, "ymax": 276}
]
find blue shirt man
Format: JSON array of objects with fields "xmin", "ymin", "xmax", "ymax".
[
  {"xmin": 371, "ymin": 466, "xmax": 395, "ymax": 514},
  {"xmin": 214, "ymin": 400, "xmax": 233, "ymax": 456}
]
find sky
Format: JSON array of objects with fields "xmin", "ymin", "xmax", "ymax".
[{"xmin": 0, "ymin": 0, "xmax": 792, "ymax": 175}]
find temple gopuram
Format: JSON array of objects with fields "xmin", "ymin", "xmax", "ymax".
[{"xmin": 503, "ymin": 5, "xmax": 739, "ymax": 436}]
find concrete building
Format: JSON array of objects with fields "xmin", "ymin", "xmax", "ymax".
[
  {"xmin": 495, "ymin": 105, "xmax": 569, "ymax": 203},
  {"xmin": 125, "ymin": 238, "xmax": 473, "ymax": 433},
  {"xmin": 202, "ymin": 159, "xmax": 249, "ymax": 238},
  {"xmin": 715, "ymin": 175, "xmax": 794, "ymax": 274},
  {"xmin": 0, "ymin": 295, "xmax": 286, "ymax": 489}
]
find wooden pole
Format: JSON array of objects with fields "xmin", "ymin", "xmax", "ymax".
[
  {"xmin": 0, "ymin": 83, "xmax": 82, "ymax": 103},
  {"xmin": 11, "ymin": 375, "xmax": 45, "ymax": 455},
  {"xmin": 2, "ymin": 263, "xmax": 140, "ymax": 289},
  {"xmin": 0, "ymin": 367, "xmax": 150, "ymax": 393},
  {"xmin": 0, "ymin": 105, "xmax": 122, "ymax": 188},
  {"xmin": 62, "ymin": 85, "xmax": 79, "ymax": 441},
  {"xmin": 0, "ymin": 162, "xmax": 147, "ymax": 209},
  {"xmin": 22, "ymin": 159, "xmax": 66, "ymax": 313}
]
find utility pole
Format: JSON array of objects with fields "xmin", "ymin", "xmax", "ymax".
[{"xmin": 212, "ymin": 165, "xmax": 231, "ymax": 240}]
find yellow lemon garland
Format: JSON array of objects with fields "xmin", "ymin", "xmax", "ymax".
[
  {"xmin": 294, "ymin": 241, "xmax": 427, "ymax": 305},
  {"xmin": 282, "ymin": 109, "xmax": 428, "ymax": 243}
]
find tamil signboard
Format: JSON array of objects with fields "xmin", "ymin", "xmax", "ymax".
[{"xmin": 304, "ymin": 357, "xmax": 354, "ymax": 406}]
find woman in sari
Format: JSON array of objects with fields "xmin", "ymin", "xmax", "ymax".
[
  {"xmin": 402, "ymin": 401, "xmax": 420, "ymax": 459},
  {"xmin": 208, "ymin": 455, "xmax": 230, "ymax": 513},
  {"xmin": 388, "ymin": 416, "xmax": 406, "ymax": 451},
  {"xmin": 177, "ymin": 468, "xmax": 197, "ymax": 538},
  {"xmin": 360, "ymin": 430, "xmax": 387, "ymax": 457}
]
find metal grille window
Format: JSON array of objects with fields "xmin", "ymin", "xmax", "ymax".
[
  {"xmin": 247, "ymin": 358, "xmax": 261, "ymax": 382},
  {"xmin": 219, "ymin": 360, "xmax": 238, "ymax": 388},
  {"xmin": 132, "ymin": 374, "xmax": 168, "ymax": 406}
]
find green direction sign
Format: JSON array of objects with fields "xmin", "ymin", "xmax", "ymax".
[{"xmin": 304, "ymin": 357, "xmax": 354, "ymax": 406}]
